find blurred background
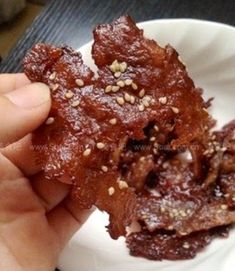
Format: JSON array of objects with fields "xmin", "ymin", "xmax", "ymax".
[
  {"xmin": 0, "ymin": 0, "xmax": 235, "ymax": 72},
  {"xmin": 0, "ymin": 0, "xmax": 45, "ymax": 58}
]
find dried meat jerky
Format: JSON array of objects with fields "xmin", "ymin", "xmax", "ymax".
[
  {"xmin": 215, "ymin": 121, "xmax": 235, "ymax": 207},
  {"xmin": 136, "ymin": 193, "xmax": 235, "ymax": 235},
  {"xmin": 23, "ymin": 15, "xmax": 212, "ymax": 240},
  {"xmin": 126, "ymin": 227, "xmax": 229, "ymax": 261},
  {"xmin": 92, "ymin": 15, "xmax": 214, "ymax": 148},
  {"xmin": 135, "ymin": 158, "xmax": 235, "ymax": 235},
  {"xmin": 23, "ymin": 44, "xmax": 137, "ymax": 239},
  {"xmin": 23, "ymin": 15, "xmax": 235, "ymax": 258}
]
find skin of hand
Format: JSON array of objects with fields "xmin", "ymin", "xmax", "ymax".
[{"xmin": 0, "ymin": 74, "xmax": 92, "ymax": 271}]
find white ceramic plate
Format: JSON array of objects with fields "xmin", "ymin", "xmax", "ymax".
[{"xmin": 58, "ymin": 19, "xmax": 235, "ymax": 271}]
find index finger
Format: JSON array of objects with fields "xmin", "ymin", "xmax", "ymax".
[{"xmin": 0, "ymin": 73, "xmax": 31, "ymax": 93}]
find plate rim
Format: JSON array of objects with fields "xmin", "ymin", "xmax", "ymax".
[
  {"xmin": 137, "ymin": 17, "xmax": 235, "ymax": 31},
  {"xmin": 79, "ymin": 17, "xmax": 235, "ymax": 52}
]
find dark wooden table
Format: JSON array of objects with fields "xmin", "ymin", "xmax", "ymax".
[{"xmin": 0, "ymin": 0, "xmax": 235, "ymax": 270}]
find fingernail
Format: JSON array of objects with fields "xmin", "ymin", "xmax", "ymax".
[{"xmin": 6, "ymin": 83, "xmax": 50, "ymax": 108}]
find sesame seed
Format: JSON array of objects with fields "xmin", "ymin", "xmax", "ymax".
[
  {"xmin": 220, "ymin": 204, "xmax": 228, "ymax": 210},
  {"xmin": 112, "ymin": 85, "xmax": 120, "ymax": 92},
  {"xmin": 49, "ymin": 72, "xmax": 56, "ymax": 80},
  {"xmin": 45, "ymin": 117, "xmax": 54, "ymax": 125},
  {"xmin": 139, "ymin": 156, "xmax": 145, "ymax": 162},
  {"xmin": 83, "ymin": 148, "xmax": 91, "ymax": 157},
  {"xmin": 124, "ymin": 92, "xmax": 131, "ymax": 102},
  {"xmin": 96, "ymin": 142, "xmax": 105, "ymax": 149},
  {"xmin": 112, "ymin": 60, "xmax": 118, "ymax": 65},
  {"xmin": 105, "ymin": 85, "xmax": 112, "ymax": 93},
  {"xmin": 75, "ymin": 79, "xmax": 84, "ymax": 87},
  {"xmin": 65, "ymin": 90, "xmax": 74, "ymax": 99},
  {"xmin": 114, "ymin": 71, "xmax": 121, "ymax": 78},
  {"xmin": 119, "ymin": 62, "xmax": 127, "ymax": 73},
  {"xmin": 172, "ymin": 209, "xmax": 178, "ymax": 214},
  {"xmin": 110, "ymin": 64, "xmax": 116, "ymax": 73},
  {"xmin": 101, "ymin": 165, "xmax": 108, "ymax": 172},
  {"xmin": 125, "ymin": 79, "xmax": 133, "ymax": 86},
  {"xmin": 118, "ymin": 180, "xmax": 129, "ymax": 189},
  {"xmin": 168, "ymin": 225, "xmax": 174, "ymax": 230},
  {"xmin": 150, "ymin": 136, "xmax": 156, "ymax": 142},
  {"xmin": 130, "ymin": 96, "xmax": 135, "ymax": 104},
  {"xmin": 183, "ymin": 242, "xmax": 190, "ymax": 249},
  {"xmin": 179, "ymin": 232, "xmax": 187, "ymax": 236},
  {"xmin": 211, "ymin": 134, "xmax": 216, "ymax": 140},
  {"xmin": 154, "ymin": 125, "xmax": 159, "ymax": 132},
  {"xmin": 180, "ymin": 210, "xmax": 187, "ymax": 217},
  {"xmin": 71, "ymin": 100, "xmax": 80, "ymax": 107},
  {"xmin": 116, "ymin": 97, "xmax": 125, "ymax": 106},
  {"xmin": 114, "ymin": 61, "xmax": 120, "ymax": 71},
  {"xmin": 144, "ymin": 96, "xmax": 151, "ymax": 102},
  {"xmin": 139, "ymin": 89, "xmax": 145, "ymax": 98},
  {"xmin": 109, "ymin": 118, "xmax": 117, "ymax": 125},
  {"xmin": 159, "ymin": 96, "xmax": 167, "ymax": 105},
  {"xmin": 160, "ymin": 206, "xmax": 165, "ymax": 212},
  {"xmin": 138, "ymin": 104, "xmax": 145, "ymax": 111},
  {"xmin": 221, "ymin": 147, "xmax": 227, "ymax": 152},
  {"xmin": 169, "ymin": 125, "xmax": 175, "ymax": 132},
  {"xmin": 108, "ymin": 187, "xmax": 115, "ymax": 196},
  {"xmin": 131, "ymin": 82, "xmax": 138, "ymax": 90},
  {"xmin": 232, "ymin": 196, "xmax": 235, "ymax": 202},
  {"xmin": 116, "ymin": 80, "xmax": 125, "ymax": 87},
  {"xmin": 51, "ymin": 83, "xmax": 59, "ymax": 92},
  {"xmin": 143, "ymin": 214, "xmax": 149, "ymax": 220},
  {"xmin": 142, "ymin": 100, "xmax": 150, "ymax": 107},
  {"xmin": 110, "ymin": 60, "xmax": 119, "ymax": 73},
  {"xmin": 171, "ymin": 106, "xmax": 180, "ymax": 114},
  {"xmin": 162, "ymin": 162, "xmax": 169, "ymax": 169}
]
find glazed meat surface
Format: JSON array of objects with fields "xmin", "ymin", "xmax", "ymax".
[
  {"xmin": 23, "ymin": 15, "xmax": 235, "ymax": 259},
  {"xmin": 23, "ymin": 44, "xmax": 137, "ymax": 239},
  {"xmin": 127, "ymin": 226, "xmax": 230, "ymax": 261},
  {"xmin": 127, "ymin": 121, "xmax": 235, "ymax": 260}
]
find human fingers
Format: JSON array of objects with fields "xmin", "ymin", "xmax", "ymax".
[
  {"xmin": 47, "ymin": 199, "xmax": 94, "ymax": 249},
  {"xmin": 31, "ymin": 172, "xmax": 70, "ymax": 212},
  {"xmin": 0, "ymin": 83, "xmax": 50, "ymax": 147},
  {"xmin": 0, "ymin": 73, "xmax": 30, "ymax": 93},
  {"xmin": 0, "ymin": 152, "xmax": 23, "ymax": 181},
  {"xmin": 0, "ymin": 135, "xmax": 40, "ymax": 176}
]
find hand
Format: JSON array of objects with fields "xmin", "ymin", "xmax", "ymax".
[{"xmin": 0, "ymin": 74, "xmax": 92, "ymax": 271}]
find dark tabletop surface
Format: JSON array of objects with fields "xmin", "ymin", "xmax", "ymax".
[{"xmin": 0, "ymin": 0, "xmax": 235, "ymax": 270}]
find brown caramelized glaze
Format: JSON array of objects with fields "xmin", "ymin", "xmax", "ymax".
[{"xmin": 23, "ymin": 15, "xmax": 235, "ymax": 259}]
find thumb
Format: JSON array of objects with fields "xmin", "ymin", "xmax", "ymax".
[{"xmin": 0, "ymin": 83, "xmax": 51, "ymax": 147}]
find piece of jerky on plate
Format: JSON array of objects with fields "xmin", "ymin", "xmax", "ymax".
[
  {"xmin": 135, "ymin": 158, "xmax": 235, "ymax": 235},
  {"xmin": 23, "ymin": 15, "xmax": 214, "ymax": 239},
  {"xmin": 126, "ymin": 226, "xmax": 229, "ymax": 260}
]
